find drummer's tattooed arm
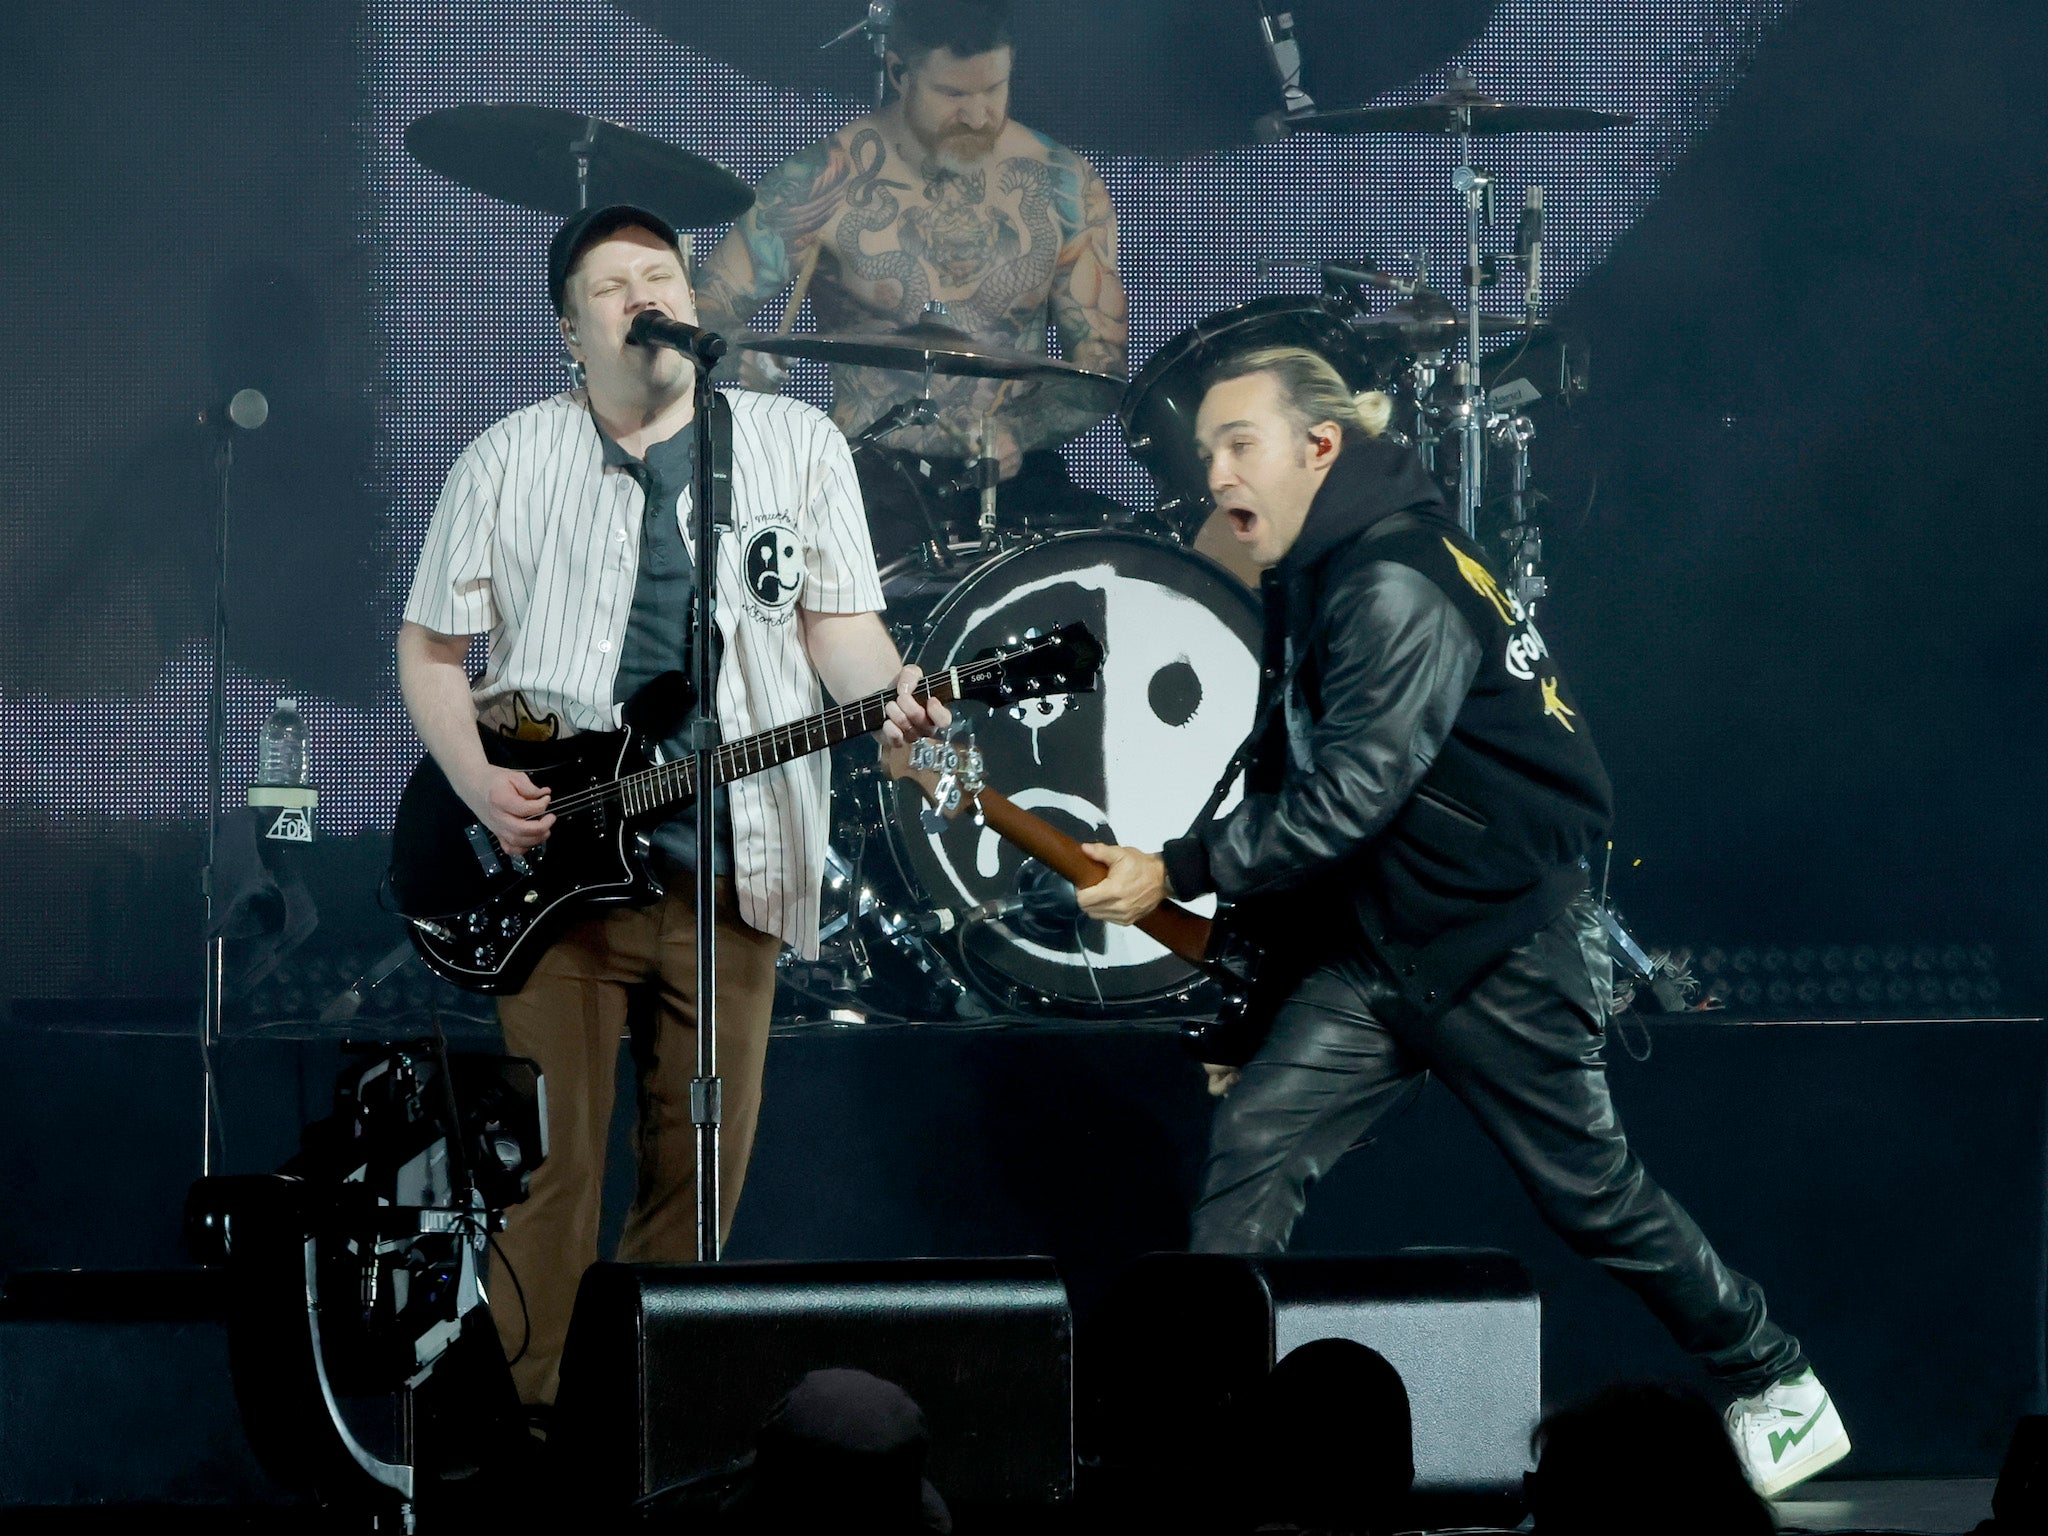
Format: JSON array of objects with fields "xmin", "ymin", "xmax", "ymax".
[
  {"xmin": 694, "ymin": 138, "xmax": 863, "ymax": 332},
  {"xmin": 1002, "ymin": 155, "xmax": 1127, "ymax": 453}
]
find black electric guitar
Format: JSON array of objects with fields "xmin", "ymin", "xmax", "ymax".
[
  {"xmin": 388, "ymin": 624, "xmax": 1103, "ymax": 994},
  {"xmin": 888, "ymin": 738, "xmax": 1288, "ymax": 1066}
]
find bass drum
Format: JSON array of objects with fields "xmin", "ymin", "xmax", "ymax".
[{"xmin": 876, "ymin": 532, "xmax": 1262, "ymax": 1012}]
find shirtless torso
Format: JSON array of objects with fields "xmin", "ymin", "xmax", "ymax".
[{"xmin": 696, "ymin": 108, "xmax": 1127, "ymax": 473}]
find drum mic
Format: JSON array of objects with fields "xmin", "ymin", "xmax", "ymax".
[
  {"xmin": 198, "ymin": 387, "xmax": 269, "ymax": 432},
  {"xmin": 1320, "ymin": 258, "xmax": 1416, "ymax": 295},
  {"xmin": 902, "ymin": 896, "xmax": 1027, "ymax": 937},
  {"xmin": 1518, "ymin": 185, "xmax": 1544, "ymax": 315},
  {"xmin": 627, "ymin": 310, "xmax": 729, "ymax": 365},
  {"xmin": 1253, "ymin": 2, "xmax": 1315, "ymax": 118}
]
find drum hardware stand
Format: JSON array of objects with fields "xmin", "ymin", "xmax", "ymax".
[
  {"xmin": 1449, "ymin": 73, "xmax": 1494, "ymax": 542},
  {"xmin": 976, "ymin": 412, "xmax": 1001, "ymax": 550},
  {"xmin": 568, "ymin": 118, "xmax": 597, "ymax": 211},
  {"xmin": 821, "ymin": 2, "xmax": 895, "ymax": 108},
  {"xmin": 1494, "ymin": 412, "xmax": 1546, "ymax": 615}
]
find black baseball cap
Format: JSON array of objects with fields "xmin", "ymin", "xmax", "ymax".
[{"xmin": 548, "ymin": 203, "xmax": 683, "ymax": 313}]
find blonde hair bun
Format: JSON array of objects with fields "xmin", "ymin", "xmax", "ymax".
[{"xmin": 1351, "ymin": 389, "xmax": 1393, "ymax": 438}]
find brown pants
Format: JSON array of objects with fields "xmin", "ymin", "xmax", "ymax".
[{"xmin": 491, "ymin": 880, "xmax": 781, "ymax": 1405}]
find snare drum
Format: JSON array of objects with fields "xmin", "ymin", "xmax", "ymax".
[{"xmin": 863, "ymin": 531, "xmax": 1263, "ymax": 1012}]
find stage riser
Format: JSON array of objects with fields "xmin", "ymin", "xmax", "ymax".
[{"xmin": 2, "ymin": 1016, "xmax": 2042, "ymax": 1475}]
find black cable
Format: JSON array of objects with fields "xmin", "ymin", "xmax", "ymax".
[{"xmin": 487, "ymin": 1233, "xmax": 532, "ymax": 1367}]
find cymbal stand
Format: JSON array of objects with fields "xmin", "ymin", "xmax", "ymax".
[
  {"xmin": 1449, "ymin": 81, "xmax": 1493, "ymax": 541},
  {"xmin": 1404, "ymin": 353, "xmax": 1445, "ymax": 476},
  {"xmin": 569, "ymin": 118, "xmax": 596, "ymax": 211},
  {"xmin": 857, "ymin": 358, "xmax": 987, "ymax": 562},
  {"xmin": 975, "ymin": 412, "xmax": 1000, "ymax": 550},
  {"xmin": 1496, "ymin": 412, "xmax": 1545, "ymax": 615}
]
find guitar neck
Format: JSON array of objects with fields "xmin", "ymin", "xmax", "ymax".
[
  {"xmin": 968, "ymin": 786, "xmax": 1215, "ymax": 966},
  {"xmin": 622, "ymin": 671, "xmax": 964, "ymax": 817}
]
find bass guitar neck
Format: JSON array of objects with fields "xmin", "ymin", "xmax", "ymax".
[{"xmin": 963, "ymin": 784, "xmax": 1216, "ymax": 966}]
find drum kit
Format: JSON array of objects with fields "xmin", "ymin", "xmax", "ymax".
[{"xmin": 404, "ymin": 69, "xmax": 1630, "ymax": 1023}]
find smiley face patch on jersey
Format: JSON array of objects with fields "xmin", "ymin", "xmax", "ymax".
[{"xmin": 743, "ymin": 523, "xmax": 805, "ymax": 620}]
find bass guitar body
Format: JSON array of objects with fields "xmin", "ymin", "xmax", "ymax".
[{"xmin": 388, "ymin": 728, "xmax": 659, "ymax": 995}]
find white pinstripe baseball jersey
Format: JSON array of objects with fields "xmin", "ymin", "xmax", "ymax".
[{"xmin": 403, "ymin": 387, "xmax": 884, "ymax": 956}]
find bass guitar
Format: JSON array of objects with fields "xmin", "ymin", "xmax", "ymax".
[
  {"xmin": 890, "ymin": 732, "xmax": 1286, "ymax": 1066},
  {"xmin": 388, "ymin": 624, "xmax": 1103, "ymax": 994}
]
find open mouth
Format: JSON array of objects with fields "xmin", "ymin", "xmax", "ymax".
[{"xmin": 1224, "ymin": 506, "xmax": 1258, "ymax": 539}]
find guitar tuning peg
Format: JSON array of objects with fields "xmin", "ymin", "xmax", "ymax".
[{"xmin": 1024, "ymin": 626, "xmax": 1043, "ymax": 640}]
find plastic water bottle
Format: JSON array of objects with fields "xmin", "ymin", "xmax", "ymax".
[{"xmin": 257, "ymin": 696, "xmax": 309, "ymax": 787}]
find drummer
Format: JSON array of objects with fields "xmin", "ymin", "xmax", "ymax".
[{"xmin": 695, "ymin": 0, "xmax": 1128, "ymax": 548}]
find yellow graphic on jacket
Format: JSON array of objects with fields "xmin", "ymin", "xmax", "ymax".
[
  {"xmin": 1444, "ymin": 537, "xmax": 1518, "ymax": 626},
  {"xmin": 500, "ymin": 691, "xmax": 562, "ymax": 742},
  {"xmin": 1541, "ymin": 676, "xmax": 1578, "ymax": 733}
]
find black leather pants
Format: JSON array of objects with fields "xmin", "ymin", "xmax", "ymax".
[{"xmin": 1190, "ymin": 897, "xmax": 1808, "ymax": 1393}]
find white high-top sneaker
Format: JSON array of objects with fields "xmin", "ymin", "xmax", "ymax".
[{"xmin": 1725, "ymin": 1368, "xmax": 1851, "ymax": 1498}]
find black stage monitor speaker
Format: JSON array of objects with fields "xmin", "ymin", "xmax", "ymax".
[
  {"xmin": 1086, "ymin": 1250, "xmax": 1540, "ymax": 1525},
  {"xmin": 0, "ymin": 1270, "xmax": 301, "ymax": 1510},
  {"xmin": 553, "ymin": 1257, "xmax": 1074, "ymax": 1511}
]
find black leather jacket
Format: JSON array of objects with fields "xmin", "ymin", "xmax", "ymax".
[{"xmin": 1164, "ymin": 431, "xmax": 1612, "ymax": 1014}]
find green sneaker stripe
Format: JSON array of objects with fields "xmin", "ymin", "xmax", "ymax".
[{"xmin": 1767, "ymin": 1396, "xmax": 1831, "ymax": 1463}]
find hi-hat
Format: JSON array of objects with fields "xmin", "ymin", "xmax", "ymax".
[
  {"xmin": 405, "ymin": 104, "xmax": 754, "ymax": 226},
  {"xmin": 738, "ymin": 323, "xmax": 1127, "ymax": 418},
  {"xmin": 1278, "ymin": 84, "xmax": 1633, "ymax": 137}
]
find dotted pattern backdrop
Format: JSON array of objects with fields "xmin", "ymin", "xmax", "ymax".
[{"xmin": 0, "ymin": 0, "xmax": 1800, "ymax": 878}]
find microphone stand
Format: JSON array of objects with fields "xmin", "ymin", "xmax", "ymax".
[
  {"xmin": 199, "ymin": 419, "xmax": 236, "ymax": 1178},
  {"xmin": 687, "ymin": 341, "xmax": 731, "ymax": 1263}
]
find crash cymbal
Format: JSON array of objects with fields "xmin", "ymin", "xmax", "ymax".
[
  {"xmin": 405, "ymin": 104, "xmax": 754, "ymax": 226},
  {"xmin": 737, "ymin": 324, "xmax": 1128, "ymax": 414},
  {"xmin": 1280, "ymin": 85, "xmax": 1633, "ymax": 137}
]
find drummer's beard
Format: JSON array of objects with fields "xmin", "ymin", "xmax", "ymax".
[{"xmin": 920, "ymin": 120, "xmax": 1003, "ymax": 174}]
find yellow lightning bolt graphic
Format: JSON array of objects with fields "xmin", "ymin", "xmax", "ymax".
[
  {"xmin": 1444, "ymin": 538, "xmax": 1517, "ymax": 626},
  {"xmin": 1541, "ymin": 676, "xmax": 1578, "ymax": 732}
]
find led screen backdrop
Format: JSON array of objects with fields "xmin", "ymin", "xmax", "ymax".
[{"xmin": 3, "ymin": 0, "xmax": 1910, "ymax": 1001}]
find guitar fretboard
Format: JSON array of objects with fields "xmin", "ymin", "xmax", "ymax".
[{"xmin": 542, "ymin": 658, "xmax": 993, "ymax": 823}]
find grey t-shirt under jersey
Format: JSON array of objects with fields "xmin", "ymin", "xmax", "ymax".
[{"xmin": 602, "ymin": 420, "xmax": 733, "ymax": 876}]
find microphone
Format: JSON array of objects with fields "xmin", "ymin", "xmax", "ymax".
[
  {"xmin": 198, "ymin": 387, "xmax": 269, "ymax": 432},
  {"xmin": 1518, "ymin": 185, "xmax": 1544, "ymax": 315},
  {"xmin": 1253, "ymin": 1, "xmax": 1316, "ymax": 117},
  {"xmin": 626, "ymin": 310, "xmax": 729, "ymax": 365},
  {"xmin": 898, "ymin": 896, "xmax": 1026, "ymax": 938}
]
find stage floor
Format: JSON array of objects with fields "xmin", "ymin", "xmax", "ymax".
[{"xmin": 1772, "ymin": 1477, "xmax": 1995, "ymax": 1533}]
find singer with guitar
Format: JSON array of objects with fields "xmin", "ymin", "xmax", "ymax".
[
  {"xmin": 396, "ymin": 203, "xmax": 948, "ymax": 1412},
  {"xmin": 1073, "ymin": 346, "xmax": 1849, "ymax": 1497}
]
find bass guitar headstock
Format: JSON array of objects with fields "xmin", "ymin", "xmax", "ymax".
[
  {"xmin": 945, "ymin": 620, "xmax": 1103, "ymax": 710},
  {"xmin": 908, "ymin": 723, "xmax": 985, "ymax": 833}
]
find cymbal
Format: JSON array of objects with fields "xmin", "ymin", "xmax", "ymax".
[
  {"xmin": 1280, "ymin": 86, "xmax": 1633, "ymax": 137},
  {"xmin": 405, "ymin": 104, "xmax": 754, "ymax": 226},
  {"xmin": 1353, "ymin": 293, "xmax": 1550, "ymax": 355},
  {"xmin": 737, "ymin": 323, "xmax": 1128, "ymax": 414}
]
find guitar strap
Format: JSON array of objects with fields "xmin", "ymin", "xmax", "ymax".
[{"xmin": 708, "ymin": 388, "xmax": 734, "ymax": 531}]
